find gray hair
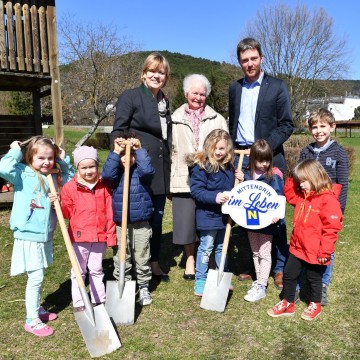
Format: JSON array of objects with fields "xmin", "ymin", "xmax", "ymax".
[{"xmin": 183, "ymin": 74, "xmax": 211, "ymax": 97}]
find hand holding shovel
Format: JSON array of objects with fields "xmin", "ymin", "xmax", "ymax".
[{"xmin": 105, "ymin": 140, "xmax": 136, "ymax": 325}]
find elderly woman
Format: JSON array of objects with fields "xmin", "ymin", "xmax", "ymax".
[
  {"xmin": 112, "ymin": 53, "xmax": 171, "ymax": 281},
  {"xmin": 171, "ymin": 74, "xmax": 228, "ymax": 279}
]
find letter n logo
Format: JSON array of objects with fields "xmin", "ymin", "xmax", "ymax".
[{"xmin": 246, "ymin": 209, "xmax": 260, "ymax": 226}]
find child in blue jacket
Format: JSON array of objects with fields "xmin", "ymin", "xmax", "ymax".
[
  {"xmin": 188, "ymin": 129, "xmax": 238, "ymax": 296},
  {"xmin": 102, "ymin": 130, "xmax": 155, "ymax": 306},
  {"xmin": 0, "ymin": 136, "xmax": 74, "ymax": 337}
]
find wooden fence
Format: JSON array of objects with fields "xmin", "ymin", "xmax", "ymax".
[{"xmin": 0, "ymin": 0, "xmax": 56, "ymax": 74}]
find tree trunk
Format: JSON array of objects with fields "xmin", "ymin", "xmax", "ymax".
[{"xmin": 75, "ymin": 115, "xmax": 106, "ymax": 147}]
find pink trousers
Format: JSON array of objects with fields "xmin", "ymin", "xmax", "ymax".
[
  {"xmin": 71, "ymin": 242, "xmax": 106, "ymax": 307},
  {"xmin": 248, "ymin": 232, "xmax": 273, "ymax": 286}
]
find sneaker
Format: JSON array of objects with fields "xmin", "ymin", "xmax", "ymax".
[
  {"xmin": 194, "ymin": 279, "xmax": 206, "ymax": 297},
  {"xmin": 321, "ymin": 284, "xmax": 328, "ymax": 306},
  {"xmin": 301, "ymin": 302, "xmax": 322, "ymax": 321},
  {"xmin": 24, "ymin": 318, "xmax": 54, "ymax": 337},
  {"xmin": 39, "ymin": 306, "xmax": 58, "ymax": 322},
  {"xmin": 139, "ymin": 286, "xmax": 152, "ymax": 306},
  {"xmin": 267, "ymin": 299, "xmax": 295, "ymax": 317},
  {"xmin": 244, "ymin": 283, "xmax": 266, "ymax": 302},
  {"xmin": 246, "ymin": 280, "xmax": 258, "ymax": 294}
]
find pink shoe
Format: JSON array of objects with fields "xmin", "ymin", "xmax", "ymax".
[
  {"xmin": 39, "ymin": 306, "xmax": 58, "ymax": 321},
  {"xmin": 24, "ymin": 318, "xmax": 54, "ymax": 337}
]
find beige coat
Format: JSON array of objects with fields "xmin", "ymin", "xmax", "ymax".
[{"xmin": 170, "ymin": 104, "xmax": 228, "ymax": 193}]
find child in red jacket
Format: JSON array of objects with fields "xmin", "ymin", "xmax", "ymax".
[
  {"xmin": 61, "ymin": 146, "xmax": 116, "ymax": 312},
  {"xmin": 267, "ymin": 159, "xmax": 342, "ymax": 321}
]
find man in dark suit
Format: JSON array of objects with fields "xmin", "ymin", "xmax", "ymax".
[{"xmin": 228, "ymin": 38, "xmax": 294, "ymax": 289}]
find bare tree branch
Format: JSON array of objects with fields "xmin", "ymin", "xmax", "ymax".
[
  {"xmin": 58, "ymin": 16, "xmax": 143, "ymax": 146},
  {"xmin": 245, "ymin": 3, "xmax": 350, "ymax": 125}
]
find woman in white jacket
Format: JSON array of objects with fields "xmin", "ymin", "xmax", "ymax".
[{"xmin": 170, "ymin": 74, "xmax": 228, "ymax": 280}]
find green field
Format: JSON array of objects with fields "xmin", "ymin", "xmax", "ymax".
[{"xmin": 0, "ymin": 128, "xmax": 359, "ymax": 359}]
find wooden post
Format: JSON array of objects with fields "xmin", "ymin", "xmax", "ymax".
[
  {"xmin": 0, "ymin": 1, "xmax": 7, "ymax": 69},
  {"xmin": 46, "ymin": 2, "xmax": 63, "ymax": 146},
  {"xmin": 32, "ymin": 89, "xmax": 43, "ymax": 135}
]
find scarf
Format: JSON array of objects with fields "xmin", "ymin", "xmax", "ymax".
[{"xmin": 184, "ymin": 105, "xmax": 205, "ymax": 149}]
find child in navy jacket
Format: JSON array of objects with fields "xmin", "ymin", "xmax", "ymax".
[
  {"xmin": 188, "ymin": 129, "xmax": 239, "ymax": 296},
  {"xmin": 102, "ymin": 130, "xmax": 155, "ymax": 306}
]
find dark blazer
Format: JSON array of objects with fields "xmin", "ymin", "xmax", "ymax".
[
  {"xmin": 112, "ymin": 84, "xmax": 172, "ymax": 195},
  {"xmin": 228, "ymin": 73, "xmax": 294, "ymax": 173}
]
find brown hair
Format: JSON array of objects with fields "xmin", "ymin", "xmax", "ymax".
[
  {"xmin": 293, "ymin": 159, "xmax": 333, "ymax": 193},
  {"xmin": 192, "ymin": 129, "xmax": 234, "ymax": 173},
  {"xmin": 307, "ymin": 108, "xmax": 335, "ymax": 127},
  {"xmin": 236, "ymin": 38, "xmax": 263, "ymax": 62},
  {"xmin": 248, "ymin": 139, "xmax": 273, "ymax": 179},
  {"xmin": 141, "ymin": 52, "xmax": 170, "ymax": 87}
]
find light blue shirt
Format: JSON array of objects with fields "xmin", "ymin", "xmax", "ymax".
[{"xmin": 236, "ymin": 72, "xmax": 264, "ymax": 146}]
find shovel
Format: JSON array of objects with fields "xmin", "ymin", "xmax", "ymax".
[
  {"xmin": 200, "ymin": 149, "xmax": 250, "ymax": 312},
  {"xmin": 105, "ymin": 142, "xmax": 136, "ymax": 325},
  {"xmin": 47, "ymin": 174, "xmax": 121, "ymax": 358}
]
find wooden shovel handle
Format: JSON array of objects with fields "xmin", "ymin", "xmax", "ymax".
[
  {"xmin": 47, "ymin": 174, "xmax": 86, "ymax": 289},
  {"xmin": 222, "ymin": 149, "xmax": 250, "ymax": 255},
  {"xmin": 119, "ymin": 143, "xmax": 131, "ymax": 263}
]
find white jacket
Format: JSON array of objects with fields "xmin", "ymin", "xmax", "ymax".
[{"xmin": 170, "ymin": 104, "xmax": 228, "ymax": 193}]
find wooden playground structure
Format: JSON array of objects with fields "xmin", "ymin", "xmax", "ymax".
[{"xmin": 0, "ymin": 0, "xmax": 63, "ymax": 205}]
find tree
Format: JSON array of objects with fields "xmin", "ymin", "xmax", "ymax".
[
  {"xmin": 354, "ymin": 106, "xmax": 360, "ymax": 120},
  {"xmin": 58, "ymin": 17, "xmax": 142, "ymax": 146},
  {"xmin": 6, "ymin": 92, "xmax": 32, "ymax": 115},
  {"xmin": 244, "ymin": 3, "xmax": 349, "ymax": 126}
]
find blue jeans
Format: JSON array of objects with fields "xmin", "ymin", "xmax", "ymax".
[
  {"xmin": 322, "ymin": 252, "xmax": 334, "ymax": 286},
  {"xmin": 196, "ymin": 229, "xmax": 226, "ymax": 281},
  {"xmin": 149, "ymin": 194, "xmax": 166, "ymax": 262}
]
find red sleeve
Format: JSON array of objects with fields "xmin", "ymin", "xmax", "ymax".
[
  {"xmin": 60, "ymin": 182, "xmax": 74, "ymax": 219},
  {"xmin": 284, "ymin": 177, "xmax": 302, "ymax": 206},
  {"xmin": 317, "ymin": 194, "xmax": 343, "ymax": 259},
  {"xmin": 105, "ymin": 187, "xmax": 116, "ymax": 247}
]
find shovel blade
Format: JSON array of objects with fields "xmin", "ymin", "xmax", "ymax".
[
  {"xmin": 105, "ymin": 280, "xmax": 136, "ymax": 326},
  {"xmin": 200, "ymin": 269, "xmax": 232, "ymax": 313},
  {"xmin": 74, "ymin": 304, "xmax": 121, "ymax": 358}
]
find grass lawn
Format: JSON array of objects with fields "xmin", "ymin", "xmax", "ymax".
[{"xmin": 0, "ymin": 128, "xmax": 359, "ymax": 359}]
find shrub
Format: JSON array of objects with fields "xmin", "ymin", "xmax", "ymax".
[{"xmin": 85, "ymin": 132, "xmax": 111, "ymax": 150}]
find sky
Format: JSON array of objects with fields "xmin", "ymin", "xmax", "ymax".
[{"xmin": 56, "ymin": 0, "xmax": 360, "ymax": 80}]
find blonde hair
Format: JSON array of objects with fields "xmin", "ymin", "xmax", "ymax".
[
  {"xmin": 308, "ymin": 108, "xmax": 335, "ymax": 127},
  {"xmin": 192, "ymin": 129, "xmax": 234, "ymax": 173},
  {"xmin": 20, "ymin": 135, "xmax": 61, "ymax": 192},
  {"xmin": 141, "ymin": 52, "xmax": 170, "ymax": 87},
  {"xmin": 248, "ymin": 139, "xmax": 273, "ymax": 179},
  {"xmin": 293, "ymin": 159, "xmax": 333, "ymax": 193}
]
